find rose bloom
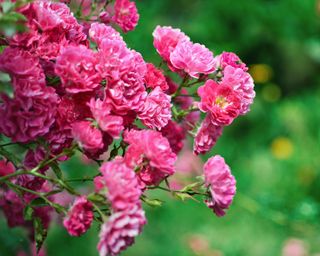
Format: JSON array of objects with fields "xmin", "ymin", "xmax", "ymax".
[
  {"xmin": 0, "ymin": 87, "xmax": 58, "ymax": 143},
  {"xmin": 124, "ymin": 129, "xmax": 177, "ymax": 187},
  {"xmin": 72, "ymin": 121, "xmax": 103, "ymax": 152},
  {"xmin": 55, "ymin": 45, "xmax": 101, "ymax": 93},
  {"xmin": 97, "ymin": 205, "xmax": 146, "ymax": 256},
  {"xmin": 63, "ymin": 196, "xmax": 94, "ymax": 236},
  {"xmin": 197, "ymin": 79, "xmax": 241, "ymax": 126},
  {"xmin": 113, "ymin": 0, "xmax": 139, "ymax": 33},
  {"xmin": 215, "ymin": 51, "xmax": 248, "ymax": 71},
  {"xmin": 204, "ymin": 155, "xmax": 236, "ymax": 217},
  {"xmin": 97, "ymin": 157, "xmax": 142, "ymax": 212},
  {"xmin": 153, "ymin": 25, "xmax": 190, "ymax": 62},
  {"xmin": 88, "ymin": 98, "xmax": 124, "ymax": 138},
  {"xmin": 0, "ymin": 160, "xmax": 15, "ymax": 177},
  {"xmin": 144, "ymin": 63, "xmax": 168, "ymax": 91},
  {"xmin": 194, "ymin": 115, "xmax": 223, "ymax": 155},
  {"xmin": 137, "ymin": 86, "xmax": 172, "ymax": 130},
  {"xmin": 89, "ymin": 22, "xmax": 123, "ymax": 47},
  {"xmin": 222, "ymin": 65, "xmax": 255, "ymax": 115},
  {"xmin": 170, "ymin": 40, "xmax": 215, "ymax": 78}
]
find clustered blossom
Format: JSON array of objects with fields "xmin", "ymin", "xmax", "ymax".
[
  {"xmin": 204, "ymin": 155, "xmax": 236, "ymax": 217},
  {"xmin": 137, "ymin": 87, "xmax": 172, "ymax": 129},
  {"xmin": 63, "ymin": 196, "xmax": 94, "ymax": 236},
  {"xmin": 113, "ymin": 0, "xmax": 139, "ymax": 33},
  {"xmin": 96, "ymin": 157, "xmax": 146, "ymax": 255},
  {"xmin": 124, "ymin": 129, "xmax": 177, "ymax": 187},
  {"xmin": 0, "ymin": 1, "xmax": 255, "ymax": 255}
]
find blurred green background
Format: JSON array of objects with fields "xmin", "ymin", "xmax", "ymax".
[{"xmin": 2, "ymin": 0, "xmax": 320, "ymax": 255}]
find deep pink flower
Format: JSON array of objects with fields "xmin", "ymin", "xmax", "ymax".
[
  {"xmin": 165, "ymin": 76, "xmax": 178, "ymax": 95},
  {"xmin": 97, "ymin": 157, "xmax": 142, "ymax": 211},
  {"xmin": 113, "ymin": 0, "xmax": 139, "ymax": 33},
  {"xmin": 72, "ymin": 121, "xmax": 104, "ymax": 152},
  {"xmin": 89, "ymin": 23, "xmax": 123, "ymax": 47},
  {"xmin": 170, "ymin": 40, "xmax": 215, "ymax": 78},
  {"xmin": 103, "ymin": 50, "xmax": 147, "ymax": 115},
  {"xmin": 144, "ymin": 63, "xmax": 168, "ymax": 91},
  {"xmin": 124, "ymin": 129, "xmax": 177, "ymax": 186},
  {"xmin": 153, "ymin": 26, "xmax": 190, "ymax": 63},
  {"xmin": 63, "ymin": 196, "xmax": 94, "ymax": 236},
  {"xmin": 0, "ymin": 190, "xmax": 25, "ymax": 227},
  {"xmin": 193, "ymin": 115, "xmax": 223, "ymax": 155},
  {"xmin": 221, "ymin": 65, "xmax": 255, "ymax": 115},
  {"xmin": 88, "ymin": 98, "xmax": 124, "ymax": 138},
  {"xmin": 137, "ymin": 87, "xmax": 172, "ymax": 130},
  {"xmin": 97, "ymin": 205, "xmax": 146, "ymax": 256},
  {"xmin": 96, "ymin": 38, "xmax": 129, "ymax": 81},
  {"xmin": 11, "ymin": 1, "xmax": 87, "ymax": 60},
  {"xmin": 16, "ymin": 147, "xmax": 48, "ymax": 191},
  {"xmin": 204, "ymin": 155, "xmax": 236, "ymax": 217},
  {"xmin": 161, "ymin": 120, "xmax": 185, "ymax": 154},
  {"xmin": 0, "ymin": 160, "xmax": 15, "ymax": 177},
  {"xmin": 0, "ymin": 87, "xmax": 58, "ymax": 143},
  {"xmin": 0, "ymin": 47, "xmax": 43, "ymax": 79},
  {"xmin": 55, "ymin": 45, "xmax": 101, "ymax": 93},
  {"xmin": 215, "ymin": 52, "xmax": 248, "ymax": 71},
  {"xmin": 197, "ymin": 79, "xmax": 241, "ymax": 126}
]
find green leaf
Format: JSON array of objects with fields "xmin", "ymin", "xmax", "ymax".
[
  {"xmin": 33, "ymin": 217, "xmax": 48, "ymax": 253},
  {"xmin": 23, "ymin": 205, "xmax": 34, "ymax": 221},
  {"xmin": 0, "ymin": 146, "xmax": 20, "ymax": 167},
  {"xmin": 180, "ymin": 181, "xmax": 203, "ymax": 192},
  {"xmin": 173, "ymin": 192, "xmax": 196, "ymax": 202},
  {"xmin": 143, "ymin": 197, "xmax": 163, "ymax": 208},
  {"xmin": 1, "ymin": 1, "xmax": 15, "ymax": 13},
  {"xmin": 29, "ymin": 198, "xmax": 49, "ymax": 208},
  {"xmin": 87, "ymin": 193, "xmax": 106, "ymax": 204},
  {"xmin": 50, "ymin": 162, "xmax": 62, "ymax": 179}
]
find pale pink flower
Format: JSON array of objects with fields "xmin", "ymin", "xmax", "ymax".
[
  {"xmin": 97, "ymin": 205, "xmax": 146, "ymax": 256},
  {"xmin": 124, "ymin": 129, "xmax": 177, "ymax": 186},
  {"xmin": 161, "ymin": 120, "xmax": 185, "ymax": 154},
  {"xmin": 0, "ymin": 160, "xmax": 15, "ymax": 177},
  {"xmin": 113, "ymin": 0, "xmax": 139, "ymax": 33},
  {"xmin": 88, "ymin": 98, "xmax": 124, "ymax": 138},
  {"xmin": 194, "ymin": 115, "xmax": 223, "ymax": 155},
  {"xmin": 0, "ymin": 87, "xmax": 58, "ymax": 143},
  {"xmin": 72, "ymin": 121, "xmax": 104, "ymax": 152},
  {"xmin": 89, "ymin": 23, "xmax": 123, "ymax": 47},
  {"xmin": 170, "ymin": 40, "xmax": 215, "ymax": 78},
  {"xmin": 215, "ymin": 52, "xmax": 248, "ymax": 71},
  {"xmin": 55, "ymin": 45, "xmax": 101, "ymax": 93},
  {"xmin": 222, "ymin": 65, "xmax": 255, "ymax": 115},
  {"xmin": 204, "ymin": 155, "xmax": 236, "ymax": 217},
  {"xmin": 153, "ymin": 26, "xmax": 190, "ymax": 62},
  {"xmin": 63, "ymin": 196, "xmax": 94, "ymax": 236},
  {"xmin": 144, "ymin": 63, "xmax": 168, "ymax": 91},
  {"xmin": 197, "ymin": 79, "xmax": 241, "ymax": 126},
  {"xmin": 97, "ymin": 157, "xmax": 142, "ymax": 211},
  {"xmin": 282, "ymin": 238, "xmax": 308, "ymax": 256},
  {"xmin": 137, "ymin": 87, "xmax": 172, "ymax": 130}
]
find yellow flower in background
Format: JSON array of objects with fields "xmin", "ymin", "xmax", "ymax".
[
  {"xmin": 271, "ymin": 137, "xmax": 294, "ymax": 159},
  {"xmin": 249, "ymin": 64, "xmax": 273, "ymax": 83},
  {"xmin": 262, "ymin": 83, "xmax": 281, "ymax": 102}
]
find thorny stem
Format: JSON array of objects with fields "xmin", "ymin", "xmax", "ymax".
[
  {"xmin": 148, "ymin": 185, "xmax": 208, "ymax": 197},
  {"xmin": 5, "ymin": 181, "xmax": 67, "ymax": 214}
]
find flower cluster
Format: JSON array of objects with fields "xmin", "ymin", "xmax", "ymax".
[{"xmin": 0, "ymin": 0, "xmax": 255, "ymax": 255}]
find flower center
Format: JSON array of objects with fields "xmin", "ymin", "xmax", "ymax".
[{"xmin": 214, "ymin": 96, "xmax": 229, "ymax": 109}]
